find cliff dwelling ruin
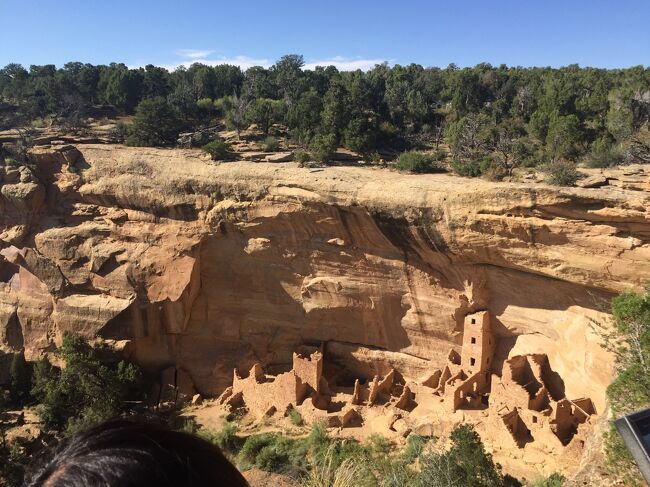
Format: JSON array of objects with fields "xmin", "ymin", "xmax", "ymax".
[
  {"xmin": 3, "ymin": 143, "xmax": 644, "ymax": 482},
  {"xmin": 208, "ymin": 310, "xmax": 595, "ymax": 462}
]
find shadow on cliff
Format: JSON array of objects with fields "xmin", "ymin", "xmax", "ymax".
[{"xmin": 485, "ymin": 264, "xmax": 614, "ymax": 315}]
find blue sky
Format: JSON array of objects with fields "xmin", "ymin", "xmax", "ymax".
[{"xmin": 1, "ymin": 0, "xmax": 649, "ymax": 70}]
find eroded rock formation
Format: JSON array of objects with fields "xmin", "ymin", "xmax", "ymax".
[
  {"xmin": 1, "ymin": 144, "xmax": 649, "ymax": 477},
  {"xmin": 214, "ymin": 311, "xmax": 594, "ymax": 473}
]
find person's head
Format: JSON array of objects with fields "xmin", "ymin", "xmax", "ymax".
[{"xmin": 26, "ymin": 418, "xmax": 249, "ymax": 487}]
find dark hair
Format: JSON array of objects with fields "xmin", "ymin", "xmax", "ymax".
[{"xmin": 26, "ymin": 418, "xmax": 249, "ymax": 487}]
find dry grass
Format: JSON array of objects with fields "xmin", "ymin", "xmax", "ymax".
[{"xmin": 302, "ymin": 445, "xmax": 366, "ymax": 487}]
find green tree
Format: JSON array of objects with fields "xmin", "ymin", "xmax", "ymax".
[
  {"xmin": 604, "ymin": 284, "xmax": 650, "ymax": 485},
  {"xmin": 490, "ymin": 120, "xmax": 527, "ymax": 177},
  {"xmin": 67, "ymin": 63, "xmax": 101, "ymax": 104},
  {"xmin": 218, "ymin": 93, "xmax": 251, "ymax": 138},
  {"xmin": 285, "ymin": 89, "xmax": 323, "ymax": 145},
  {"xmin": 248, "ymin": 98, "xmax": 285, "ymax": 135},
  {"xmin": 168, "ymin": 78, "xmax": 199, "ymax": 123},
  {"xmin": 395, "ymin": 151, "xmax": 436, "ymax": 173},
  {"xmin": 142, "ymin": 64, "xmax": 171, "ymax": 99},
  {"xmin": 100, "ymin": 64, "xmax": 143, "ymax": 112},
  {"xmin": 189, "ymin": 64, "xmax": 217, "ymax": 100},
  {"xmin": 544, "ymin": 160, "xmax": 579, "ymax": 186},
  {"xmin": 343, "ymin": 111, "xmax": 379, "ymax": 156},
  {"xmin": 606, "ymin": 89, "xmax": 636, "ymax": 142},
  {"xmin": 418, "ymin": 424, "xmax": 519, "ymax": 487},
  {"xmin": 528, "ymin": 473, "xmax": 566, "ymax": 487},
  {"xmin": 309, "ymin": 133, "xmax": 337, "ymax": 163},
  {"xmin": 126, "ymin": 97, "xmax": 183, "ymax": 147},
  {"xmin": 212, "ymin": 65, "xmax": 244, "ymax": 99},
  {"xmin": 585, "ymin": 136, "xmax": 624, "ymax": 168},
  {"xmin": 0, "ymin": 442, "xmax": 27, "ymax": 487},
  {"xmin": 0, "ymin": 64, "xmax": 29, "ymax": 102},
  {"xmin": 202, "ymin": 138, "xmax": 233, "ymax": 160},
  {"xmin": 196, "ymin": 97, "xmax": 220, "ymax": 125},
  {"xmin": 8, "ymin": 353, "xmax": 32, "ymax": 404},
  {"xmin": 272, "ymin": 54, "xmax": 305, "ymax": 102},
  {"xmin": 321, "ymin": 79, "xmax": 350, "ymax": 143},
  {"xmin": 545, "ymin": 112, "xmax": 582, "ymax": 161},
  {"xmin": 446, "ymin": 113, "xmax": 493, "ymax": 176},
  {"xmin": 527, "ymin": 110, "xmax": 550, "ymax": 143},
  {"xmin": 31, "ymin": 333, "xmax": 140, "ymax": 434},
  {"xmin": 242, "ymin": 66, "xmax": 275, "ymax": 100}
]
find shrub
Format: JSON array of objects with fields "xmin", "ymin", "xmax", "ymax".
[
  {"xmin": 287, "ymin": 408, "xmax": 304, "ymax": 426},
  {"xmin": 196, "ymin": 98, "xmax": 219, "ymax": 123},
  {"xmin": 432, "ymin": 149, "xmax": 447, "ymax": 162},
  {"xmin": 212, "ymin": 423, "xmax": 243, "ymax": 456},
  {"xmin": 364, "ymin": 151, "xmax": 382, "ymax": 163},
  {"xmin": 343, "ymin": 115, "xmax": 378, "ymax": 157},
  {"xmin": 239, "ymin": 433, "xmax": 280, "ymax": 464},
  {"xmin": 306, "ymin": 421, "xmax": 330, "ymax": 451},
  {"xmin": 202, "ymin": 139, "xmax": 233, "ymax": 161},
  {"xmin": 0, "ymin": 443, "xmax": 27, "ymax": 487},
  {"xmin": 237, "ymin": 433, "xmax": 307, "ymax": 473},
  {"xmin": 255, "ymin": 444, "xmax": 290, "ymax": 472},
  {"xmin": 402, "ymin": 434, "xmax": 428, "ymax": 463},
  {"xmin": 126, "ymin": 97, "xmax": 184, "ymax": 147},
  {"xmin": 417, "ymin": 424, "xmax": 518, "ymax": 487},
  {"xmin": 395, "ymin": 151, "xmax": 436, "ymax": 173},
  {"xmin": 603, "ymin": 284, "xmax": 650, "ymax": 485},
  {"xmin": 451, "ymin": 158, "xmax": 482, "ymax": 177},
  {"xmin": 3, "ymin": 157, "xmax": 19, "ymax": 168},
  {"xmin": 585, "ymin": 138, "xmax": 625, "ymax": 168},
  {"xmin": 309, "ymin": 133, "xmax": 337, "ymax": 163},
  {"xmin": 365, "ymin": 434, "xmax": 391, "ymax": 456},
  {"xmin": 108, "ymin": 122, "xmax": 129, "ymax": 144},
  {"xmin": 31, "ymin": 333, "xmax": 140, "ymax": 434},
  {"xmin": 303, "ymin": 444, "xmax": 367, "ymax": 487},
  {"xmin": 262, "ymin": 136, "xmax": 280, "ymax": 152},
  {"xmin": 529, "ymin": 473, "xmax": 566, "ymax": 487},
  {"xmin": 8, "ymin": 353, "xmax": 32, "ymax": 405},
  {"xmin": 294, "ymin": 150, "xmax": 311, "ymax": 166},
  {"xmin": 544, "ymin": 160, "xmax": 579, "ymax": 186}
]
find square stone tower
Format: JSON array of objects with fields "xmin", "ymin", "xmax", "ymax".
[{"xmin": 461, "ymin": 311, "xmax": 495, "ymax": 375}]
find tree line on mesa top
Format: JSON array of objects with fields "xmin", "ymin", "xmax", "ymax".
[{"xmin": 1, "ymin": 55, "xmax": 649, "ymax": 182}]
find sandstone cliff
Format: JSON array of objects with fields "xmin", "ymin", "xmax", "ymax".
[{"xmin": 1, "ymin": 144, "xmax": 649, "ymax": 476}]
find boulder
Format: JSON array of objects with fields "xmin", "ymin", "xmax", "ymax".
[{"xmin": 265, "ymin": 152, "xmax": 294, "ymax": 163}]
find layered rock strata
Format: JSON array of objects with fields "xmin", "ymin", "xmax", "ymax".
[{"xmin": 1, "ymin": 144, "xmax": 649, "ymax": 476}]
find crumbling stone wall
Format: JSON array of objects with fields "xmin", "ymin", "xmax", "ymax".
[
  {"xmin": 219, "ymin": 351, "xmax": 326, "ymax": 417},
  {"xmin": 229, "ymin": 364, "xmax": 309, "ymax": 416},
  {"xmin": 293, "ymin": 351, "xmax": 323, "ymax": 394},
  {"xmin": 213, "ymin": 309, "xmax": 595, "ymax": 465}
]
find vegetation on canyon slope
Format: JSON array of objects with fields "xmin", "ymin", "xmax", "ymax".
[
  {"xmin": 1, "ymin": 57, "xmax": 649, "ymax": 183},
  {"xmin": 0, "ymin": 332, "xmax": 570, "ymax": 487},
  {"xmin": 197, "ymin": 419, "xmax": 527, "ymax": 487},
  {"xmin": 3, "ymin": 281, "xmax": 650, "ymax": 485},
  {"xmin": 0, "ymin": 334, "xmax": 141, "ymax": 486},
  {"xmin": 604, "ymin": 283, "xmax": 650, "ymax": 486}
]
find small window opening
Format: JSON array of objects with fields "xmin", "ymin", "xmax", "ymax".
[
  {"xmin": 532, "ymin": 416, "xmax": 538, "ymax": 424},
  {"xmin": 471, "ymin": 318, "xmax": 476, "ymax": 324},
  {"xmin": 470, "ymin": 358, "xmax": 476, "ymax": 366},
  {"xmin": 471, "ymin": 337, "xmax": 476, "ymax": 344}
]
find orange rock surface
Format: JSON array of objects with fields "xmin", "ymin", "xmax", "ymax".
[{"xmin": 1, "ymin": 144, "xmax": 649, "ymax": 478}]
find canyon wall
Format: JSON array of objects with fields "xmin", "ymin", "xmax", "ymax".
[{"xmin": 1, "ymin": 144, "xmax": 649, "ymax": 427}]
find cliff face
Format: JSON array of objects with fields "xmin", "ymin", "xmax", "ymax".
[{"xmin": 1, "ymin": 145, "xmax": 649, "ymax": 431}]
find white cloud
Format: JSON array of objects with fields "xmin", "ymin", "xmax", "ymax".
[
  {"xmin": 304, "ymin": 56, "xmax": 389, "ymax": 71},
  {"xmin": 153, "ymin": 55, "xmax": 272, "ymax": 71},
  {"xmin": 132, "ymin": 52, "xmax": 390, "ymax": 72},
  {"xmin": 175, "ymin": 49, "xmax": 214, "ymax": 59}
]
